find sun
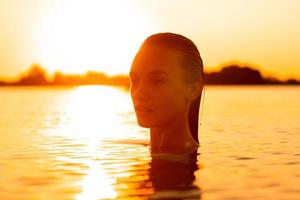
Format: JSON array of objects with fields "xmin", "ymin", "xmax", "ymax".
[{"xmin": 33, "ymin": 0, "xmax": 157, "ymax": 75}]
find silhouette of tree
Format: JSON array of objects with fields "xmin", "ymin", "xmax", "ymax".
[
  {"xmin": 17, "ymin": 64, "xmax": 48, "ymax": 85},
  {"xmin": 52, "ymin": 71, "xmax": 84, "ymax": 85},
  {"xmin": 285, "ymin": 79, "xmax": 300, "ymax": 85},
  {"xmin": 84, "ymin": 71, "xmax": 108, "ymax": 85},
  {"xmin": 0, "ymin": 80, "xmax": 6, "ymax": 86},
  {"xmin": 205, "ymin": 65, "xmax": 265, "ymax": 84}
]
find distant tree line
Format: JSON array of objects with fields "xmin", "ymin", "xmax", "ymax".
[
  {"xmin": 0, "ymin": 64, "xmax": 129, "ymax": 87},
  {"xmin": 0, "ymin": 64, "xmax": 299, "ymax": 87},
  {"xmin": 204, "ymin": 65, "xmax": 300, "ymax": 85}
]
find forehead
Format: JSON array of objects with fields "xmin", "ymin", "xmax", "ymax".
[{"xmin": 130, "ymin": 46, "xmax": 182, "ymax": 75}]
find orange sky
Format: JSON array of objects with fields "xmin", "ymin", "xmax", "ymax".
[{"xmin": 0, "ymin": 0, "xmax": 299, "ymax": 80}]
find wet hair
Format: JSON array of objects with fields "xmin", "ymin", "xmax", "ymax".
[{"xmin": 139, "ymin": 32, "xmax": 204, "ymax": 143}]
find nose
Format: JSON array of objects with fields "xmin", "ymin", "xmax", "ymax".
[{"xmin": 130, "ymin": 81, "xmax": 150, "ymax": 102}]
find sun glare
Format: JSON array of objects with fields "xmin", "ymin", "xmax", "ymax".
[
  {"xmin": 65, "ymin": 86, "xmax": 131, "ymax": 139},
  {"xmin": 33, "ymin": 0, "xmax": 156, "ymax": 75},
  {"xmin": 75, "ymin": 160, "xmax": 117, "ymax": 200}
]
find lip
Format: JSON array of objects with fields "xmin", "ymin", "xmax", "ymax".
[{"xmin": 135, "ymin": 109, "xmax": 152, "ymax": 118}]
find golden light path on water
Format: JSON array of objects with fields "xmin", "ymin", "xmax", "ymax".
[
  {"xmin": 75, "ymin": 160, "xmax": 117, "ymax": 199},
  {"xmin": 68, "ymin": 87, "xmax": 120, "ymax": 199},
  {"xmin": 44, "ymin": 86, "xmax": 152, "ymax": 200},
  {"xmin": 44, "ymin": 86, "xmax": 136, "ymax": 199}
]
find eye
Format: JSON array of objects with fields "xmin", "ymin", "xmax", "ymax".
[{"xmin": 151, "ymin": 78, "xmax": 166, "ymax": 85}]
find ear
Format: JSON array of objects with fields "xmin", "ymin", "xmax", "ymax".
[{"xmin": 186, "ymin": 80, "xmax": 203, "ymax": 102}]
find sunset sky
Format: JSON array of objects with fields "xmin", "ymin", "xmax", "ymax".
[{"xmin": 0, "ymin": 0, "xmax": 299, "ymax": 80}]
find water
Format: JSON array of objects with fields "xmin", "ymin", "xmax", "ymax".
[{"xmin": 0, "ymin": 85, "xmax": 299, "ymax": 200}]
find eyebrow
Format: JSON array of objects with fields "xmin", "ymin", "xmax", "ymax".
[
  {"xmin": 129, "ymin": 70, "xmax": 168, "ymax": 77},
  {"xmin": 148, "ymin": 70, "xmax": 168, "ymax": 76}
]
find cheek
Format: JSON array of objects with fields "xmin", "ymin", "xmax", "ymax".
[
  {"xmin": 130, "ymin": 81, "xmax": 188, "ymax": 127},
  {"xmin": 130, "ymin": 85, "xmax": 137, "ymax": 105},
  {"xmin": 159, "ymin": 96, "xmax": 184, "ymax": 113},
  {"xmin": 152, "ymin": 86, "xmax": 187, "ymax": 118}
]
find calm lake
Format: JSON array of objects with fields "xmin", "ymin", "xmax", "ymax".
[{"xmin": 0, "ymin": 85, "xmax": 299, "ymax": 200}]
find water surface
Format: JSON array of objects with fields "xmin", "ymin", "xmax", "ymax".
[{"xmin": 0, "ymin": 85, "xmax": 299, "ymax": 200}]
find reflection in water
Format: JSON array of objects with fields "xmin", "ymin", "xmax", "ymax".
[
  {"xmin": 71, "ymin": 139, "xmax": 202, "ymax": 199},
  {"xmin": 76, "ymin": 160, "xmax": 117, "ymax": 200},
  {"xmin": 149, "ymin": 150, "xmax": 201, "ymax": 199},
  {"xmin": 104, "ymin": 142, "xmax": 201, "ymax": 199}
]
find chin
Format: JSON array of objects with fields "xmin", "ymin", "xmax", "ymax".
[{"xmin": 137, "ymin": 119, "xmax": 151, "ymax": 128}]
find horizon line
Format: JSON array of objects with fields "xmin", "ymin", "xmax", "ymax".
[{"xmin": 0, "ymin": 63, "xmax": 299, "ymax": 82}]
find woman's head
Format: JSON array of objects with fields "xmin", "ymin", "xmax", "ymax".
[{"xmin": 129, "ymin": 32, "xmax": 204, "ymax": 143}]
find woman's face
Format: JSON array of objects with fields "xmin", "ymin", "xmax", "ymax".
[{"xmin": 129, "ymin": 46, "xmax": 190, "ymax": 128}]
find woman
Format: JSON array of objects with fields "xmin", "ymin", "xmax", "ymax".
[{"xmin": 129, "ymin": 32, "xmax": 204, "ymax": 153}]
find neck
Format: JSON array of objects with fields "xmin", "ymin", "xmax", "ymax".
[{"xmin": 150, "ymin": 113, "xmax": 198, "ymax": 153}]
